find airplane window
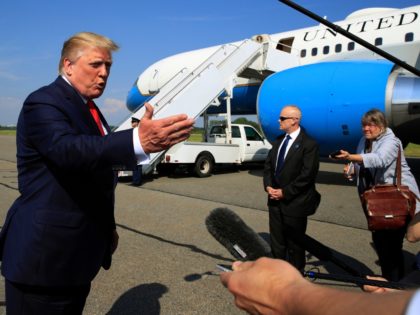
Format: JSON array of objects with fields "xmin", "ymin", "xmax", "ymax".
[
  {"xmin": 323, "ymin": 46, "xmax": 330, "ymax": 55},
  {"xmin": 348, "ymin": 42, "xmax": 355, "ymax": 51},
  {"xmin": 335, "ymin": 44, "xmax": 342, "ymax": 53},
  {"xmin": 311, "ymin": 47, "xmax": 318, "ymax": 56},
  {"xmin": 301, "ymin": 49, "xmax": 306, "ymax": 58},
  {"xmin": 405, "ymin": 32, "xmax": 414, "ymax": 42},
  {"xmin": 375, "ymin": 37, "xmax": 383, "ymax": 46}
]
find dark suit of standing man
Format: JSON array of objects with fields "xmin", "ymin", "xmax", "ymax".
[
  {"xmin": 263, "ymin": 105, "xmax": 320, "ymax": 271},
  {"xmin": 0, "ymin": 32, "xmax": 194, "ymax": 315}
]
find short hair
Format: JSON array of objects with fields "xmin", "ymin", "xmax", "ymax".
[
  {"xmin": 59, "ymin": 32, "xmax": 119, "ymax": 74},
  {"xmin": 361, "ymin": 109, "xmax": 388, "ymax": 129},
  {"xmin": 283, "ymin": 104, "xmax": 302, "ymax": 120}
]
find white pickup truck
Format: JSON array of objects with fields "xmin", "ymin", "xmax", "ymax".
[{"xmin": 156, "ymin": 123, "xmax": 272, "ymax": 177}]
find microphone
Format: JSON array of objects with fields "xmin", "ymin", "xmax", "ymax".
[
  {"xmin": 205, "ymin": 207, "xmax": 418, "ymax": 290},
  {"xmin": 206, "ymin": 207, "xmax": 365, "ymax": 276},
  {"xmin": 205, "ymin": 207, "xmax": 272, "ymax": 260}
]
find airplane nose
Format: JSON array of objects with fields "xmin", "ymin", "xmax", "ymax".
[{"xmin": 126, "ymin": 82, "xmax": 148, "ymax": 113}]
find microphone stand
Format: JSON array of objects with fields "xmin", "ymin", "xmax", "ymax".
[{"xmin": 304, "ymin": 271, "xmax": 418, "ymax": 290}]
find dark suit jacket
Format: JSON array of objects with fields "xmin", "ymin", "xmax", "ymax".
[
  {"xmin": 0, "ymin": 76, "xmax": 137, "ymax": 286},
  {"xmin": 263, "ymin": 128, "xmax": 320, "ymax": 217}
]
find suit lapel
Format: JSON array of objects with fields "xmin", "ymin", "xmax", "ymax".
[{"xmin": 55, "ymin": 77, "xmax": 107, "ymax": 136}]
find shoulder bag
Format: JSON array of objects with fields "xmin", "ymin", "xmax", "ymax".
[{"xmin": 361, "ymin": 147, "xmax": 419, "ymax": 231}]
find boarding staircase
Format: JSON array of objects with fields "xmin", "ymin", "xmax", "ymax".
[{"xmin": 115, "ymin": 35, "xmax": 297, "ymax": 175}]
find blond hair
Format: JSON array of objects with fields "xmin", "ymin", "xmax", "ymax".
[
  {"xmin": 361, "ymin": 109, "xmax": 388, "ymax": 131},
  {"xmin": 59, "ymin": 32, "xmax": 119, "ymax": 74}
]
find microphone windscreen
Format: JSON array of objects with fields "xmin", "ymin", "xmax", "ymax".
[{"xmin": 205, "ymin": 207, "xmax": 272, "ymax": 261}]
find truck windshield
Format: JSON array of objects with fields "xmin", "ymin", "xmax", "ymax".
[{"xmin": 210, "ymin": 126, "xmax": 225, "ymax": 134}]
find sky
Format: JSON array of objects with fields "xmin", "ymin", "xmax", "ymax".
[{"xmin": 0, "ymin": 0, "xmax": 419, "ymax": 126}]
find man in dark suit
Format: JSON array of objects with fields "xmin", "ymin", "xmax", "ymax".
[
  {"xmin": 0, "ymin": 32, "xmax": 194, "ymax": 314},
  {"xmin": 263, "ymin": 105, "xmax": 320, "ymax": 271}
]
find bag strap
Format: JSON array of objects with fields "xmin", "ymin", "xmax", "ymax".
[
  {"xmin": 396, "ymin": 146, "xmax": 402, "ymax": 188},
  {"xmin": 396, "ymin": 146, "xmax": 420, "ymax": 204},
  {"xmin": 396, "ymin": 147, "xmax": 408, "ymax": 198}
]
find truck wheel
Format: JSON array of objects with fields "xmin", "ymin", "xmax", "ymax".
[{"xmin": 193, "ymin": 153, "xmax": 214, "ymax": 177}]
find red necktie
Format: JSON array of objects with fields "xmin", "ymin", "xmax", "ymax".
[{"xmin": 87, "ymin": 100, "xmax": 105, "ymax": 136}]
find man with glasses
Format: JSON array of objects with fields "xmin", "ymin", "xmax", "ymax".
[{"xmin": 263, "ymin": 105, "xmax": 320, "ymax": 271}]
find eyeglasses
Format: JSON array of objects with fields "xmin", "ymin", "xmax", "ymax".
[
  {"xmin": 362, "ymin": 123, "xmax": 379, "ymax": 128},
  {"xmin": 279, "ymin": 116, "xmax": 296, "ymax": 121}
]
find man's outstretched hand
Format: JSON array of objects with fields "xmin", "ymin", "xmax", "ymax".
[{"xmin": 139, "ymin": 103, "xmax": 195, "ymax": 153}]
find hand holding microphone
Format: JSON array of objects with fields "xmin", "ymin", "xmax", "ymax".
[
  {"xmin": 205, "ymin": 207, "xmax": 361, "ymax": 275},
  {"xmin": 206, "ymin": 207, "xmax": 417, "ymax": 290},
  {"xmin": 220, "ymin": 258, "xmax": 309, "ymax": 315},
  {"xmin": 220, "ymin": 257, "xmax": 418, "ymax": 315},
  {"xmin": 206, "ymin": 207, "xmax": 364, "ymax": 276}
]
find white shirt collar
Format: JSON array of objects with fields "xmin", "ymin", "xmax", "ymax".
[
  {"xmin": 287, "ymin": 127, "xmax": 301, "ymax": 141},
  {"xmin": 61, "ymin": 75, "xmax": 88, "ymax": 104}
]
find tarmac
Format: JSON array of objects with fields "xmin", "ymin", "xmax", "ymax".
[{"xmin": 0, "ymin": 134, "xmax": 419, "ymax": 314}]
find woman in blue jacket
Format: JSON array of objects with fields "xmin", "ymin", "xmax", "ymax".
[{"xmin": 335, "ymin": 109, "xmax": 420, "ymax": 281}]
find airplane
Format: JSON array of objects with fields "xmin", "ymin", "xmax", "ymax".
[{"xmin": 124, "ymin": 2, "xmax": 420, "ymax": 156}]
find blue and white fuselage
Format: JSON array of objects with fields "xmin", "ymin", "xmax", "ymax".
[{"xmin": 127, "ymin": 5, "xmax": 420, "ymax": 155}]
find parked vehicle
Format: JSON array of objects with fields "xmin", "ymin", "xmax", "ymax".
[{"xmin": 157, "ymin": 123, "xmax": 272, "ymax": 177}]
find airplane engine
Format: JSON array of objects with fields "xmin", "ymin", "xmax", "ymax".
[{"xmin": 257, "ymin": 60, "xmax": 420, "ymax": 156}]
